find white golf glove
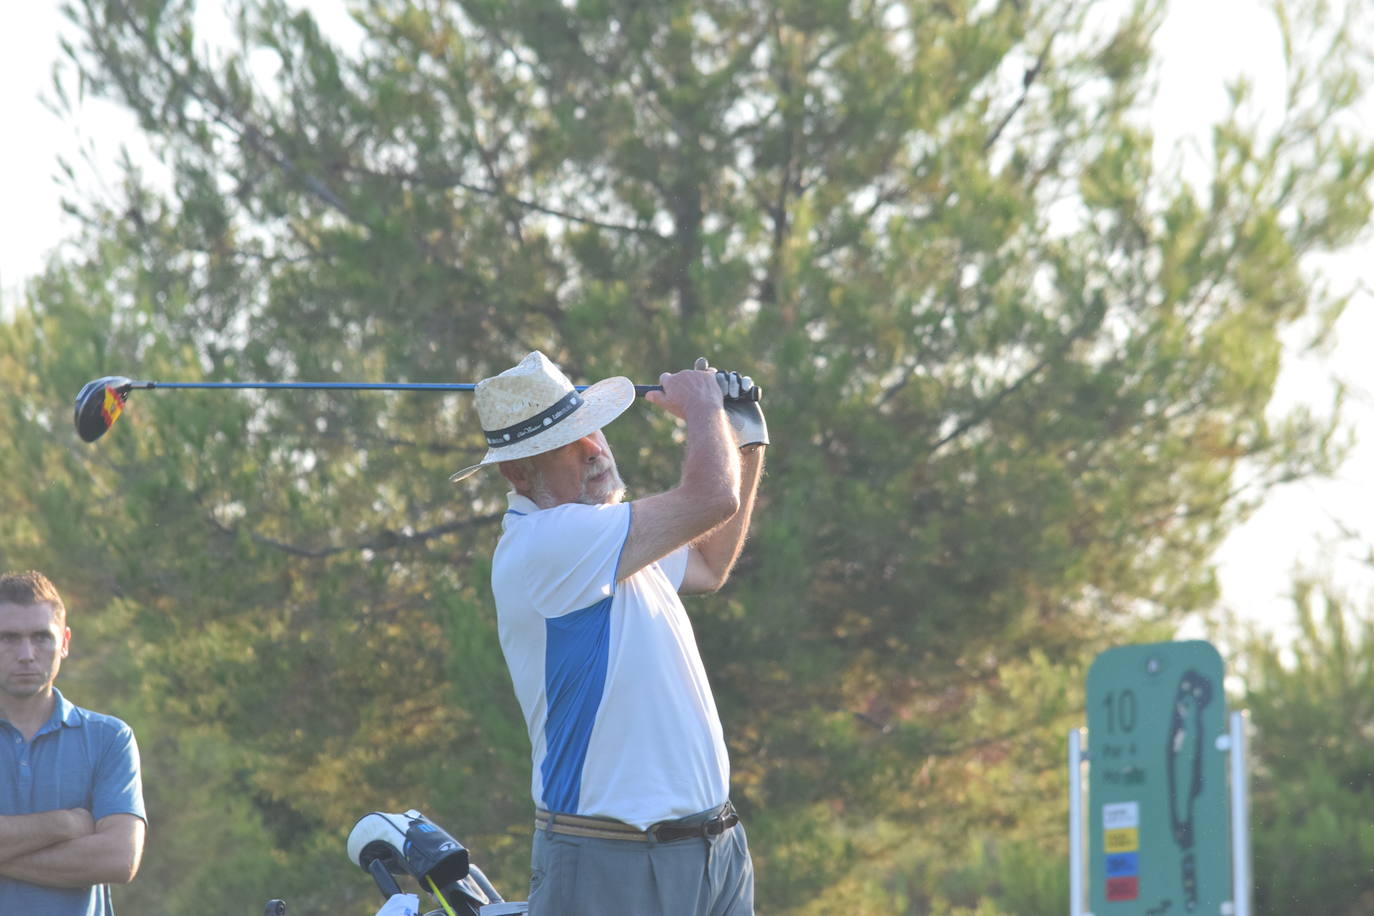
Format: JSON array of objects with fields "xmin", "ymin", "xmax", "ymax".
[
  {"xmin": 694, "ymin": 357, "xmax": 769, "ymax": 450},
  {"xmin": 374, "ymin": 893, "xmax": 421, "ymax": 916}
]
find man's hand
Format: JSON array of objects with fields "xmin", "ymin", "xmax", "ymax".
[
  {"xmin": 58, "ymin": 809, "xmax": 96, "ymax": 842},
  {"xmin": 693, "ymin": 357, "xmax": 769, "ymax": 450},
  {"xmin": 644, "ymin": 364, "xmax": 725, "ymax": 421}
]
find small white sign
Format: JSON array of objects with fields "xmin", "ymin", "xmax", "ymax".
[{"xmin": 1102, "ymin": 801, "xmax": 1139, "ymax": 830}]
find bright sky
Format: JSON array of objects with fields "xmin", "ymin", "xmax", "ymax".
[{"xmin": 2, "ymin": 1, "xmax": 1371, "ymax": 644}]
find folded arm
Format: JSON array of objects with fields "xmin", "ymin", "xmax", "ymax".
[
  {"xmin": 0, "ymin": 813, "xmax": 144, "ymax": 887},
  {"xmin": 0, "ymin": 809, "xmax": 93, "ymax": 865}
]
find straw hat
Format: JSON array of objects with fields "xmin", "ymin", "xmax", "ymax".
[{"xmin": 449, "ymin": 351, "xmax": 635, "ymax": 482}]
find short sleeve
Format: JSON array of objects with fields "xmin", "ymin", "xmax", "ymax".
[
  {"xmin": 658, "ymin": 546, "xmax": 690, "ymax": 591},
  {"xmin": 92, "ymin": 721, "xmax": 147, "ymax": 823},
  {"xmin": 502, "ymin": 502, "xmax": 632, "ymax": 617}
]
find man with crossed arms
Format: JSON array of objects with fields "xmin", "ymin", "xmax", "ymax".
[
  {"xmin": 452, "ymin": 352, "xmax": 767, "ymax": 915},
  {"xmin": 0, "ymin": 570, "xmax": 146, "ymax": 916}
]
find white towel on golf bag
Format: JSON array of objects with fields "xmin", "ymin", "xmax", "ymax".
[{"xmin": 374, "ymin": 893, "xmax": 420, "ymax": 916}]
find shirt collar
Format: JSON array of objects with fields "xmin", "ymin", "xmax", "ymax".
[
  {"xmin": 48, "ymin": 687, "xmax": 84, "ymax": 731},
  {"xmin": 504, "ymin": 491, "xmax": 541, "ymax": 528},
  {"xmin": 2, "ymin": 687, "xmax": 83, "ymax": 739}
]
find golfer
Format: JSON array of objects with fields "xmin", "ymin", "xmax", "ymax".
[
  {"xmin": 0, "ymin": 571, "xmax": 146, "ymax": 915},
  {"xmin": 452, "ymin": 352, "xmax": 767, "ymax": 916}
]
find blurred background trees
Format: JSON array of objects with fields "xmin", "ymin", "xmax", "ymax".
[
  {"xmin": 1242, "ymin": 580, "xmax": 1374, "ymax": 915},
  {"xmin": 1, "ymin": 0, "xmax": 1371, "ymax": 912}
]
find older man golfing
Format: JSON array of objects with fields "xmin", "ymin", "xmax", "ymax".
[{"xmin": 452, "ymin": 352, "xmax": 767, "ymax": 916}]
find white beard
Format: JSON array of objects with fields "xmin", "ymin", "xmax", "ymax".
[{"xmin": 529, "ymin": 459, "xmax": 626, "ymax": 508}]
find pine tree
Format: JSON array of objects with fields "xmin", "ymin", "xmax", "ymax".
[{"xmin": 1, "ymin": 0, "xmax": 1370, "ymax": 910}]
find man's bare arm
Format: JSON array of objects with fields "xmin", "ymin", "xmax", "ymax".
[
  {"xmin": 0, "ymin": 809, "xmax": 93, "ymax": 865},
  {"xmin": 0, "ymin": 813, "xmax": 144, "ymax": 887},
  {"xmin": 618, "ymin": 369, "xmax": 741, "ymax": 582},
  {"xmin": 680, "ymin": 445, "xmax": 764, "ymax": 594}
]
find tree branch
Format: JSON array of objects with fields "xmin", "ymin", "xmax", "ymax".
[{"xmin": 206, "ymin": 512, "xmax": 502, "ymax": 559}]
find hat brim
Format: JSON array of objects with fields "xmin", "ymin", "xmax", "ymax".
[{"xmin": 449, "ymin": 376, "xmax": 636, "ymax": 482}]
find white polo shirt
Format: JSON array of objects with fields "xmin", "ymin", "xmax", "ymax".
[{"xmin": 491, "ymin": 492, "xmax": 730, "ymax": 830}]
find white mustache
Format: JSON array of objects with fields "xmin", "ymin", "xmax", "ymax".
[{"xmin": 585, "ymin": 459, "xmax": 615, "ymax": 482}]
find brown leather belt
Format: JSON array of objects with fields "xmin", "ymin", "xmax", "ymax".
[{"xmin": 535, "ymin": 801, "xmax": 739, "ymax": 843}]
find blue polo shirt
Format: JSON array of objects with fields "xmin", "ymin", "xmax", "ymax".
[{"xmin": 1, "ymin": 687, "xmax": 146, "ymax": 916}]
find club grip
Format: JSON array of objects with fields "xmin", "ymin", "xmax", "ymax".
[{"xmin": 631, "ymin": 385, "xmax": 763, "ymax": 402}]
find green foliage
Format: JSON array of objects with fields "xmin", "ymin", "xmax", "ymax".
[
  {"xmin": 1243, "ymin": 582, "xmax": 1374, "ymax": 915},
  {"xmin": 1, "ymin": 0, "xmax": 1370, "ymax": 912}
]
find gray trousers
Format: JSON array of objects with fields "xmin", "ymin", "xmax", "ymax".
[{"xmin": 528, "ymin": 813, "xmax": 754, "ymax": 916}]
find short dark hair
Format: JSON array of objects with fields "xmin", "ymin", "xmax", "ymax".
[{"xmin": 0, "ymin": 571, "xmax": 67, "ymax": 626}]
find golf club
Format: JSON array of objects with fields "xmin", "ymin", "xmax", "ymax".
[{"xmin": 73, "ymin": 374, "xmax": 760, "ymax": 443}]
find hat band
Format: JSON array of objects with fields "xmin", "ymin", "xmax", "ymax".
[{"xmin": 484, "ymin": 391, "xmax": 584, "ymax": 448}]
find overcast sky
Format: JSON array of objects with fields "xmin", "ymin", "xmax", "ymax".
[{"xmin": 2, "ymin": 1, "xmax": 1371, "ymax": 647}]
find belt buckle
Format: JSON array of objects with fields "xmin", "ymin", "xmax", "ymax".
[
  {"xmin": 703, "ymin": 803, "xmax": 738, "ymax": 837},
  {"xmin": 649, "ymin": 803, "xmax": 737, "ymax": 842}
]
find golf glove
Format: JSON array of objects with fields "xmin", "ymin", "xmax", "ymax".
[
  {"xmin": 694, "ymin": 357, "xmax": 769, "ymax": 450},
  {"xmin": 374, "ymin": 893, "xmax": 420, "ymax": 916}
]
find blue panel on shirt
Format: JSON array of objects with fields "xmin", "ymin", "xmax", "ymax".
[{"xmin": 541, "ymin": 596, "xmax": 612, "ymax": 813}]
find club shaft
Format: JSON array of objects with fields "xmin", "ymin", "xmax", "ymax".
[{"xmin": 133, "ymin": 380, "xmax": 663, "ymax": 395}]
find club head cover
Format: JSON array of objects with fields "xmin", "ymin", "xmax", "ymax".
[{"xmin": 347, "ymin": 809, "xmax": 469, "ymax": 888}]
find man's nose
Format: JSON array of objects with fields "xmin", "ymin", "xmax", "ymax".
[
  {"xmin": 17, "ymin": 638, "xmax": 37, "ymax": 661},
  {"xmin": 578, "ymin": 434, "xmax": 605, "ymax": 460}
]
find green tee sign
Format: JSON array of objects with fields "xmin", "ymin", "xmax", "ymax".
[{"xmin": 1086, "ymin": 641, "xmax": 1231, "ymax": 914}]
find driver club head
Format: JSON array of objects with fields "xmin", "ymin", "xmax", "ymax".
[{"xmin": 74, "ymin": 376, "xmax": 134, "ymax": 442}]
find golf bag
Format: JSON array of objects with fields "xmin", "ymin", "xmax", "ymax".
[{"xmin": 262, "ymin": 808, "xmax": 528, "ymax": 916}]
